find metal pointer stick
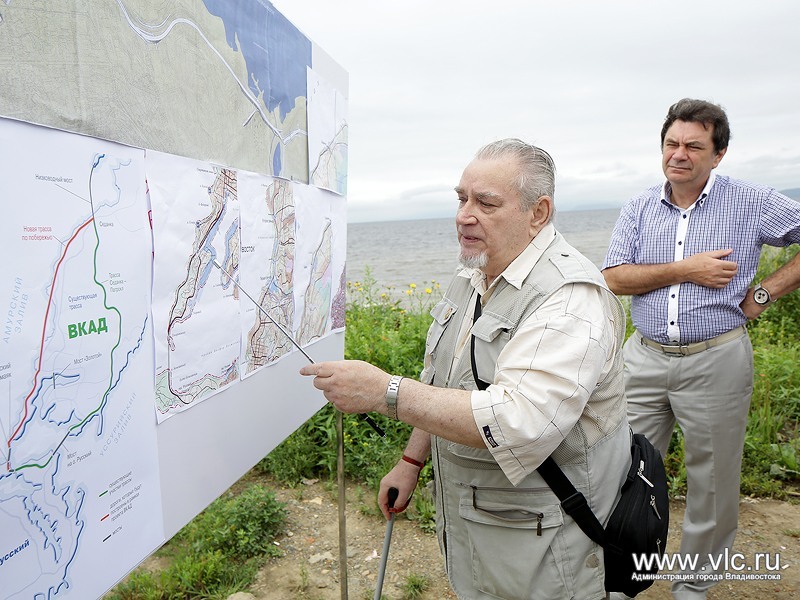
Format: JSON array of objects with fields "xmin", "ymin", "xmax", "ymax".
[{"xmin": 212, "ymin": 259, "xmax": 386, "ymax": 437}]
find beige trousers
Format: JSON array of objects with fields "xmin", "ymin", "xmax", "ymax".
[{"xmin": 622, "ymin": 331, "xmax": 753, "ymax": 599}]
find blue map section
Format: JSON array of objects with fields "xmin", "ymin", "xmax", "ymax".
[{"xmin": 202, "ymin": 0, "xmax": 312, "ymax": 120}]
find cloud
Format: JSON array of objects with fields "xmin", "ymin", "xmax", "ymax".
[{"xmin": 274, "ymin": 0, "xmax": 800, "ymax": 222}]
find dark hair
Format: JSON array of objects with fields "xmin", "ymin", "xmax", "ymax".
[{"xmin": 660, "ymin": 98, "xmax": 731, "ymax": 153}]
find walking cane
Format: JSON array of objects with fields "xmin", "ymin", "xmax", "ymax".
[{"xmin": 374, "ymin": 487, "xmax": 399, "ymax": 600}]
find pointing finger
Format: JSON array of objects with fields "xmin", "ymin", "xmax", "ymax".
[{"xmin": 299, "ymin": 364, "xmax": 321, "ymax": 377}]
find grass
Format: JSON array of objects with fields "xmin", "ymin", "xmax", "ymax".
[
  {"xmin": 401, "ymin": 573, "xmax": 431, "ymax": 599},
  {"xmin": 106, "ymin": 485, "xmax": 286, "ymax": 600}
]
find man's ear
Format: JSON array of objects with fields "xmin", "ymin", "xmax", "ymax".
[
  {"xmin": 712, "ymin": 147, "xmax": 727, "ymax": 169},
  {"xmin": 530, "ymin": 196, "xmax": 553, "ymax": 231}
]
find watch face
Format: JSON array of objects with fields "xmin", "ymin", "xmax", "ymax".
[{"xmin": 754, "ymin": 287, "xmax": 770, "ymax": 305}]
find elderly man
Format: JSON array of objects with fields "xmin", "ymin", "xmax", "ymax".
[
  {"xmin": 603, "ymin": 98, "xmax": 800, "ymax": 599},
  {"xmin": 302, "ymin": 139, "xmax": 630, "ymax": 599}
]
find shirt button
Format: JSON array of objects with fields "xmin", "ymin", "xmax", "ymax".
[
  {"xmin": 683, "ymin": 214, "xmax": 687, "ymax": 219},
  {"xmin": 671, "ymin": 294, "xmax": 676, "ymax": 298},
  {"xmin": 670, "ymin": 321, "xmax": 675, "ymax": 325},
  {"xmin": 678, "ymin": 241, "xmax": 682, "ymax": 245}
]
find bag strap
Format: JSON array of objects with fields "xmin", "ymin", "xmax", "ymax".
[
  {"xmin": 536, "ymin": 457, "xmax": 606, "ymax": 546},
  {"xmin": 469, "ymin": 293, "xmax": 606, "ymax": 547},
  {"xmin": 470, "ymin": 294, "xmax": 489, "ymax": 390}
]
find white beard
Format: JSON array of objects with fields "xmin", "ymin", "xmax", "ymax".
[{"xmin": 459, "ymin": 251, "xmax": 488, "ymax": 269}]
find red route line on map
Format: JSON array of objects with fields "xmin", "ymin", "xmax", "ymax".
[{"xmin": 6, "ymin": 217, "xmax": 95, "ymax": 454}]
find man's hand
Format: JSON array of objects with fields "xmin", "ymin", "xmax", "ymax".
[
  {"xmin": 603, "ymin": 248, "xmax": 738, "ymax": 296},
  {"xmin": 378, "ymin": 459, "xmax": 423, "ymax": 520},
  {"xmin": 682, "ymin": 249, "xmax": 737, "ymax": 288},
  {"xmin": 300, "ymin": 360, "xmax": 390, "ymax": 415}
]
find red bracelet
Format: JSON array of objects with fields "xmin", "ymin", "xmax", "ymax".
[{"xmin": 401, "ymin": 454, "xmax": 425, "ymax": 469}]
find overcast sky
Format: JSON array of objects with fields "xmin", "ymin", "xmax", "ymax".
[{"xmin": 273, "ymin": 0, "xmax": 800, "ymax": 223}]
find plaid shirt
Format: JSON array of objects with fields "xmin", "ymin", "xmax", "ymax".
[{"xmin": 603, "ymin": 174, "xmax": 800, "ymax": 344}]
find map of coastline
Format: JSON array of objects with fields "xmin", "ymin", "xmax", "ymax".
[
  {"xmin": 0, "ymin": 0, "xmax": 311, "ymax": 178},
  {"xmin": 308, "ymin": 68, "xmax": 349, "ymax": 195},
  {"xmin": 294, "ymin": 186, "xmax": 348, "ymax": 344},
  {"xmin": 238, "ymin": 173, "xmax": 297, "ymax": 377},
  {"xmin": 0, "ymin": 2, "xmax": 348, "ymax": 597},
  {"xmin": 149, "ymin": 151, "xmax": 242, "ymax": 421},
  {"xmin": 0, "ymin": 118, "xmax": 163, "ymax": 600}
]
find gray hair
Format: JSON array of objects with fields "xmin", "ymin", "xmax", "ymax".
[{"xmin": 474, "ymin": 138, "xmax": 556, "ymax": 211}]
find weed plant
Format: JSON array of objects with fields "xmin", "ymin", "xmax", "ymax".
[
  {"xmin": 742, "ymin": 246, "xmax": 800, "ymax": 494},
  {"xmin": 401, "ymin": 573, "xmax": 431, "ymax": 599},
  {"xmin": 106, "ymin": 486, "xmax": 285, "ymax": 599},
  {"xmin": 265, "ymin": 254, "xmax": 799, "ymax": 500}
]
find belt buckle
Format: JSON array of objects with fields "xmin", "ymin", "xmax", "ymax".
[
  {"xmin": 659, "ymin": 343, "xmax": 689, "ymax": 356},
  {"xmin": 659, "ymin": 344, "xmax": 683, "ymax": 354}
]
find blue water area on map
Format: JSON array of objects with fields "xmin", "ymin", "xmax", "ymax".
[
  {"xmin": 273, "ymin": 144, "xmax": 282, "ymax": 174},
  {"xmin": 202, "ymin": 0, "xmax": 311, "ymax": 120}
]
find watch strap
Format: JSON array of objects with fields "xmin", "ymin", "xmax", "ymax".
[{"xmin": 386, "ymin": 375, "xmax": 403, "ymax": 420}]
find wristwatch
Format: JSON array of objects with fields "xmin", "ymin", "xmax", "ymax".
[
  {"xmin": 386, "ymin": 375, "xmax": 403, "ymax": 420},
  {"xmin": 753, "ymin": 284, "xmax": 772, "ymax": 306}
]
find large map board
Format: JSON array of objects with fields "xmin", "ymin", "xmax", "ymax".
[{"xmin": 0, "ymin": 2, "xmax": 348, "ymax": 598}]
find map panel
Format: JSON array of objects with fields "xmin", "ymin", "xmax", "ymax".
[
  {"xmin": 238, "ymin": 172, "xmax": 297, "ymax": 377},
  {"xmin": 148, "ymin": 151, "xmax": 241, "ymax": 422},
  {"xmin": 0, "ymin": 0, "xmax": 311, "ymax": 179},
  {"xmin": 0, "ymin": 118, "xmax": 163, "ymax": 600},
  {"xmin": 307, "ymin": 68, "xmax": 349, "ymax": 195},
  {"xmin": 294, "ymin": 187, "xmax": 347, "ymax": 345}
]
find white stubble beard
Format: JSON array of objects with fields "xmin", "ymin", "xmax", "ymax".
[{"xmin": 458, "ymin": 251, "xmax": 488, "ymax": 269}]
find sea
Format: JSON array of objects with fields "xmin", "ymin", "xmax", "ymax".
[{"xmin": 346, "ymin": 207, "xmax": 622, "ymax": 294}]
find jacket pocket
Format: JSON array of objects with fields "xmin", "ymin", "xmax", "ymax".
[
  {"xmin": 469, "ymin": 312, "xmax": 513, "ymax": 387},
  {"xmin": 420, "ymin": 298, "xmax": 458, "ymax": 384},
  {"xmin": 456, "ymin": 486, "xmax": 571, "ymax": 599}
]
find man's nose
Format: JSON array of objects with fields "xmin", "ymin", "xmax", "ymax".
[
  {"xmin": 457, "ymin": 200, "xmax": 477, "ymax": 224},
  {"xmin": 672, "ymin": 144, "xmax": 689, "ymax": 160}
]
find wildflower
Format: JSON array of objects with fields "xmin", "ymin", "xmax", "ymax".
[
  {"xmin": 410, "ymin": 283, "xmax": 417, "ymax": 289},
  {"xmin": 406, "ymin": 289, "xmax": 412, "ymax": 296},
  {"xmin": 425, "ymin": 288, "xmax": 432, "ymax": 294}
]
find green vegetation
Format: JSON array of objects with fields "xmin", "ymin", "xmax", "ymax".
[
  {"xmin": 262, "ymin": 254, "xmax": 800, "ymax": 502},
  {"xmin": 106, "ymin": 485, "xmax": 285, "ymax": 600},
  {"xmin": 400, "ymin": 573, "xmax": 431, "ymax": 599},
  {"xmin": 740, "ymin": 246, "xmax": 800, "ymax": 495}
]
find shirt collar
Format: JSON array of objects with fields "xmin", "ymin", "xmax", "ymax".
[
  {"xmin": 457, "ymin": 222, "xmax": 557, "ymax": 295},
  {"xmin": 661, "ymin": 171, "xmax": 717, "ymax": 209}
]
